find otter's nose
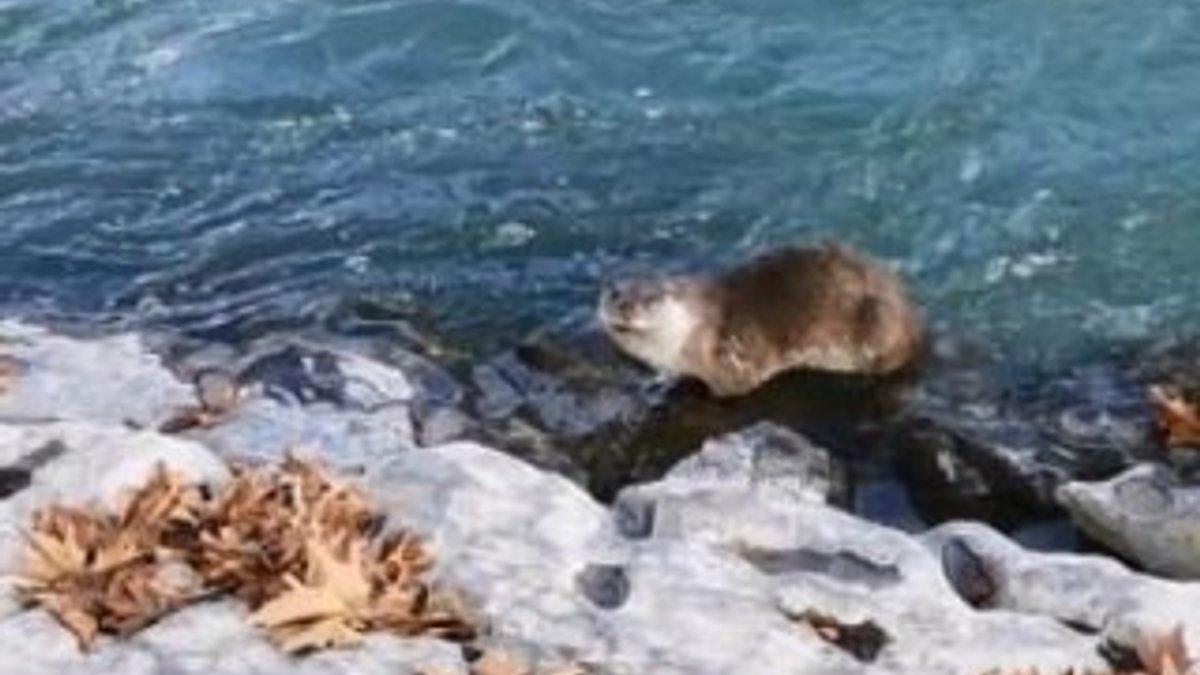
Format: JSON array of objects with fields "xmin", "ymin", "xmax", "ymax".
[
  {"xmin": 601, "ymin": 283, "xmax": 621, "ymax": 304},
  {"xmin": 601, "ymin": 281, "xmax": 634, "ymax": 310}
]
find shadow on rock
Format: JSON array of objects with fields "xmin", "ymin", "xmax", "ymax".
[{"xmin": 462, "ymin": 311, "xmax": 919, "ymax": 509}]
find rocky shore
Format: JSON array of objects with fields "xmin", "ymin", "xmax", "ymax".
[{"xmin": 2, "ymin": 318, "xmax": 1200, "ymax": 674}]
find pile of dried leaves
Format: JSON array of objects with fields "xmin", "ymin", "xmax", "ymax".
[
  {"xmin": 983, "ymin": 625, "xmax": 1196, "ymax": 675},
  {"xmin": 16, "ymin": 457, "xmax": 476, "ymax": 653}
]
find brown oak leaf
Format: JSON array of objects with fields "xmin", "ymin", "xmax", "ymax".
[
  {"xmin": 251, "ymin": 531, "xmax": 372, "ymax": 653},
  {"xmin": 0, "ymin": 356, "xmax": 21, "ymax": 397},
  {"xmin": 1150, "ymin": 386, "xmax": 1200, "ymax": 449}
]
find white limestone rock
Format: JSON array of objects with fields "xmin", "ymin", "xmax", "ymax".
[
  {"xmin": 0, "ymin": 321, "xmax": 191, "ymax": 428},
  {"xmin": 1057, "ymin": 463, "xmax": 1200, "ymax": 578},
  {"xmin": 646, "ymin": 421, "xmax": 845, "ymax": 506},
  {"xmin": 616, "ymin": 429, "xmax": 1103, "ymax": 675},
  {"xmin": 0, "ymin": 601, "xmax": 468, "ymax": 675},
  {"xmin": 0, "ymin": 322, "xmax": 419, "ymax": 470},
  {"xmin": 367, "ymin": 441, "xmax": 858, "ymax": 675},
  {"xmin": 366, "ymin": 436, "xmax": 1103, "ymax": 675},
  {"xmin": 925, "ymin": 519, "xmax": 1200, "ymax": 649},
  {"xmin": 186, "ymin": 343, "xmax": 417, "ymax": 468}
]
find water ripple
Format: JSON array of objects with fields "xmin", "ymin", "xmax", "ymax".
[{"xmin": 3, "ymin": 0, "xmax": 1200, "ymax": 359}]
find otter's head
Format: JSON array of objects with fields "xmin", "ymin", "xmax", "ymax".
[{"xmin": 598, "ymin": 277, "xmax": 704, "ymax": 375}]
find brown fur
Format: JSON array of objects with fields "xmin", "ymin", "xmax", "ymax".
[{"xmin": 607, "ymin": 243, "xmax": 924, "ymax": 397}]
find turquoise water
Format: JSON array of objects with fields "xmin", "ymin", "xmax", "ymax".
[{"xmin": 3, "ymin": 0, "xmax": 1200, "ymax": 364}]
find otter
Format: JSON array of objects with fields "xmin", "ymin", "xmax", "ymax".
[{"xmin": 597, "ymin": 243, "xmax": 924, "ymax": 397}]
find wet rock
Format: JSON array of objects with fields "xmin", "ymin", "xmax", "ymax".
[
  {"xmin": 470, "ymin": 338, "xmax": 646, "ymax": 440},
  {"xmin": 1057, "ymin": 463, "xmax": 1200, "ymax": 578},
  {"xmin": 1008, "ymin": 518, "xmax": 1084, "ymax": 552},
  {"xmin": 897, "ymin": 357, "xmax": 1159, "ymax": 519},
  {"xmin": 891, "ymin": 418, "xmax": 1013, "ymax": 523},
  {"xmin": 1124, "ymin": 339, "xmax": 1200, "ymax": 396},
  {"xmin": 895, "ymin": 337, "xmax": 1200, "ymax": 525},
  {"xmin": 1027, "ymin": 364, "xmax": 1154, "ymax": 458},
  {"xmin": 0, "ymin": 468, "xmax": 31, "ymax": 499},
  {"xmin": 471, "ymin": 316, "xmax": 907, "ymax": 501},
  {"xmin": 0, "ymin": 439, "xmax": 67, "ymax": 499}
]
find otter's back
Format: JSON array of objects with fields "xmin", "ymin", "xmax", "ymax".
[{"xmin": 709, "ymin": 244, "xmax": 922, "ymax": 382}]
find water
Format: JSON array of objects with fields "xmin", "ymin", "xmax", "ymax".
[{"xmin": 4, "ymin": 0, "xmax": 1200, "ymax": 365}]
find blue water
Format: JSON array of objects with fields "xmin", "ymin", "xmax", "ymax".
[{"xmin": 3, "ymin": 0, "xmax": 1200, "ymax": 364}]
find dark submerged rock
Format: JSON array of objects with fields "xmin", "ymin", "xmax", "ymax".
[{"xmin": 889, "ymin": 342, "xmax": 1164, "ymax": 524}]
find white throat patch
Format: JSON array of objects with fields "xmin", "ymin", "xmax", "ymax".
[{"xmin": 622, "ymin": 296, "xmax": 701, "ymax": 376}]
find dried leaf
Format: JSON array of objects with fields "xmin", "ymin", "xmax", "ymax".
[
  {"xmin": 158, "ymin": 407, "xmax": 224, "ymax": 434},
  {"xmin": 37, "ymin": 593, "xmax": 100, "ymax": 649},
  {"xmin": 790, "ymin": 609, "xmax": 889, "ymax": 663},
  {"xmin": 275, "ymin": 615, "xmax": 364, "ymax": 654},
  {"xmin": 1137, "ymin": 625, "xmax": 1192, "ymax": 675},
  {"xmin": 1150, "ymin": 386, "xmax": 1200, "ymax": 448},
  {"xmin": 186, "ymin": 465, "xmax": 308, "ymax": 605},
  {"xmin": 22, "ymin": 527, "xmax": 89, "ymax": 583},
  {"xmin": 251, "ymin": 533, "xmax": 370, "ymax": 647},
  {"xmin": 250, "ymin": 521, "xmax": 477, "ymax": 653},
  {"xmin": 472, "ymin": 650, "xmax": 531, "ymax": 675},
  {"xmin": 0, "ymin": 356, "xmax": 21, "ymax": 397}
]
